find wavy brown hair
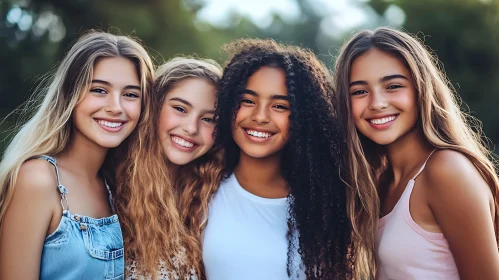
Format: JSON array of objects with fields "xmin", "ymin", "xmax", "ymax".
[
  {"xmin": 113, "ymin": 57, "xmax": 222, "ymax": 278},
  {"xmin": 176, "ymin": 144, "xmax": 224, "ymax": 252},
  {"xmin": 333, "ymin": 27, "xmax": 499, "ymax": 277}
]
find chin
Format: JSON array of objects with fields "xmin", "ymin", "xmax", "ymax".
[
  {"xmin": 165, "ymin": 152, "xmax": 194, "ymax": 166},
  {"xmin": 241, "ymin": 148, "xmax": 278, "ymax": 159},
  {"xmin": 96, "ymin": 139, "xmax": 126, "ymax": 149},
  {"xmin": 168, "ymin": 159, "xmax": 190, "ymax": 166},
  {"xmin": 368, "ymin": 136, "xmax": 397, "ymax": 146}
]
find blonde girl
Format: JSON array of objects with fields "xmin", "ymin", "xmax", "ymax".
[
  {"xmin": 114, "ymin": 57, "xmax": 223, "ymax": 279},
  {"xmin": 0, "ymin": 31, "xmax": 154, "ymax": 279}
]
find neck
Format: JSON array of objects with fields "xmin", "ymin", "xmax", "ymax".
[
  {"xmin": 386, "ymin": 127, "xmax": 433, "ymax": 183},
  {"xmin": 57, "ymin": 132, "xmax": 108, "ymax": 179},
  {"xmin": 167, "ymin": 161, "xmax": 180, "ymax": 181},
  {"xmin": 234, "ymin": 151, "xmax": 288, "ymax": 198}
]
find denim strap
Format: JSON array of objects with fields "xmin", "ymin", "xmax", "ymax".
[{"xmin": 38, "ymin": 155, "xmax": 69, "ymax": 211}]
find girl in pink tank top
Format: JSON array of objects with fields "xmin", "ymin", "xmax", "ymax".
[{"xmin": 333, "ymin": 27, "xmax": 499, "ymax": 279}]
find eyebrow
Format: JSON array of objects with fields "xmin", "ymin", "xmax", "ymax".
[
  {"xmin": 91, "ymin": 79, "xmax": 141, "ymax": 91},
  {"xmin": 169, "ymin": 97, "xmax": 216, "ymax": 114},
  {"xmin": 349, "ymin": 74, "xmax": 409, "ymax": 87},
  {"xmin": 241, "ymin": 89, "xmax": 290, "ymax": 101}
]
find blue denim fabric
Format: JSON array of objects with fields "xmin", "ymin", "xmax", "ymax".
[{"xmin": 37, "ymin": 156, "xmax": 124, "ymax": 280}]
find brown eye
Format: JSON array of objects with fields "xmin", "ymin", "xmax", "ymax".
[
  {"xmin": 387, "ymin": 85, "xmax": 402, "ymax": 90},
  {"xmin": 173, "ymin": 106, "xmax": 186, "ymax": 113},
  {"xmin": 351, "ymin": 90, "xmax": 367, "ymax": 96},
  {"xmin": 241, "ymin": 99, "xmax": 254, "ymax": 104},
  {"xmin": 90, "ymin": 88, "xmax": 107, "ymax": 94},
  {"xmin": 123, "ymin": 92, "xmax": 140, "ymax": 98},
  {"xmin": 273, "ymin": 104, "xmax": 289, "ymax": 110}
]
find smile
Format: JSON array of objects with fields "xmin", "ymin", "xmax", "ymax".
[
  {"xmin": 244, "ymin": 129, "xmax": 274, "ymax": 138},
  {"xmin": 97, "ymin": 120, "xmax": 124, "ymax": 128},
  {"xmin": 171, "ymin": 135, "xmax": 195, "ymax": 148},
  {"xmin": 369, "ymin": 115, "xmax": 397, "ymax": 125},
  {"xmin": 95, "ymin": 118, "xmax": 126, "ymax": 132}
]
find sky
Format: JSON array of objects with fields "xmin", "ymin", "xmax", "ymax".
[
  {"xmin": 197, "ymin": 0, "xmax": 405, "ymax": 39},
  {"xmin": 198, "ymin": 0, "xmax": 368, "ymax": 29}
]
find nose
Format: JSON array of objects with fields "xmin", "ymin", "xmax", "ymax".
[
  {"xmin": 368, "ymin": 90, "xmax": 389, "ymax": 111},
  {"xmin": 182, "ymin": 115, "xmax": 199, "ymax": 135},
  {"xmin": 250, "ymin": 104, "xmax": 270, "ymax": 124},
  {"xmin": 105, "ymin": 92, "xmax": 124, "ymax": 115}
]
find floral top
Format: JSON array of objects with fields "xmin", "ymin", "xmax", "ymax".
[{"xmin": 125, "ymin": 259, "xmax": 197, "ymax": 280}]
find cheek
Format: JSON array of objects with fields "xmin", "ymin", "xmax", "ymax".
[
  {"xmin": 350, "ymin": 98, "xmax": 366, "ymax": 121},
  {"xmin": 158, "ymin": 107, "xmax": 180, "ymax": 134},
  {"xmin": 124, "ymin": 101, "xmax": 142, "ymax": 121},
  {"xmin": 73, "ymin": 96, "xmax": 96, "ymax": 123},
  {"xmin": 200, "ymin": 125, "xmax": 215, "ymax": 148},
  {"xmin": 276, "ymin": 113, "xmax": 290, "ymax": 135},
  {"xmin": 233, "ymin": 107, "xmax": 249, "ymax": 129},
  {"xmin": 393, "ymin": 93, "xmax": 416, "ymax": 112}
]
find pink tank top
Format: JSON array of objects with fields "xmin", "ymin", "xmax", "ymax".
[{"xmin": 375, "ymin": 152, "xmax": 459, "ymax": 279}]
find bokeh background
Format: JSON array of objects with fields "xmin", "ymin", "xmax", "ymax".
[{"xmin": 1, "ymin": 0, "xmax": 498, "ymax": 154}]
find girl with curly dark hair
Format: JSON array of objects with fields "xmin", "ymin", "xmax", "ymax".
[{"xmin": 199, "ymin": 39, "xmax": 375, "ymax": 280}]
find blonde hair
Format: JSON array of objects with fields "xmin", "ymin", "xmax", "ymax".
[
  {"xmin": 113, "ymin": 57, "xmax": 223, "ymax": 278},
  {"xmin": 0, "ymin": 31, "xmax": 154, "ymax": 229},
  {"xmin": 333, "ymin": 27, "xmax": 499, "ymax": 277}
]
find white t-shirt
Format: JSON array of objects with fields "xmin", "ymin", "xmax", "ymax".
[{"xmin": 202, "ymin": 173, "xmax": 305, "ymax": 280}]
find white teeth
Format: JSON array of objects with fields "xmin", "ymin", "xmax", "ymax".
[
  {"xmin": 245, "ymin": 129, "xmax": 272, "ymax": 138},
  {"xmin": 370, "ymin": 115, "xmax": 396, "ymax": 125},
  {"xmin": 97, "ymin": 120, "xmax": 123, "ymax": 128},
  {"xmin": 172, "ymin": 136, "xmax": 194, "ymax": 148}
]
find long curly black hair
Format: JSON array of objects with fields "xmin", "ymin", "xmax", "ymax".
[{"xmin": 215, "ymin": 39, "xmax": 353, "ymax": 279}]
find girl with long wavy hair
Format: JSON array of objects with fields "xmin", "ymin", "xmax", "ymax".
[
  {"xmin": 333, "ymin": 27, "xmax": 499, "ymax": 279},
  {"xmin": 0, "ymin": 31, "xmax": 154, "ymax": 279},
  {"xmin": 113, "ymin": 57, "xmax": 223, "ymax": 279},
  {"xmin": 197, "ymin": 38, "xmax": 375, "ymax": 280}
]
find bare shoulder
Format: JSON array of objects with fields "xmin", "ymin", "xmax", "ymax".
[
  {"xmin": 425, "ymin": 149, "xmax": 475, "ymax": 172},
  {"xmin": 15, "ymin": 158, "xmax": 59, "ymax": 197},
  {"xmin": 0, "ymin": 158, "xmax": 61, "ymax": 278},
  {"xmin": 422, "ymin": 149, "xmax": 492, "ymax": 202}
]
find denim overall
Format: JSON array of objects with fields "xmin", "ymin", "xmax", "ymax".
[{"xmin": 38, "ymin": 155, "xmax": 124, "ymax": 280}]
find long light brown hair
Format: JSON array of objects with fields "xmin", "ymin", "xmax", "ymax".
[
  {"xmin": 333, "ymin": 27, "xmax": 499, "ymax": 277},
  {"xmin": 0, "ymin": 31, "xmax": 154, "ymax": 230},
  {"xmin": 114, "ymin": 57, "xmax": 223, "ymax": 278}
]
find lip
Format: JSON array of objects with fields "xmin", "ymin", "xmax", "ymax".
[
  {"xmin": 94, "ymin": 118, "xmax": 127, "ymax": 133},
  {"xmin": 241, "ymin": 127, "xmax": 275, "ymax": 143},
  {"xmin": 365, "ymin": 114, "xmax": 398, "ymax": 130},
  {"xmin": 170, "ymin": 134, "xmax": 199, "ymax": 152}
]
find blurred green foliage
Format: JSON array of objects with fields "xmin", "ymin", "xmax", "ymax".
[{"xmin": 1, "ymin": 0, "xmax": 499, "ymax": 154}]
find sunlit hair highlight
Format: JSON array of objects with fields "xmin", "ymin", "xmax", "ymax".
[
  {"xmin": 114, "ymin": 56, "xmax": 223, "ymax": 278},
  {"xmin": 333, "ymin": 26, "xmax": 499, "ymax": 276},
  {"xmin": 0, "ymin": 31, "xmax": 154, "ymax": 231}
]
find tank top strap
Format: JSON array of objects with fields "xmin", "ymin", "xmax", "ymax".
[
  {"xmin": 411, "ymin": 149, "xmax": 437, "ymax": 181},
  {"xmin": 37, "ymin": 155, "xmax": 69, "ymax": 211}
]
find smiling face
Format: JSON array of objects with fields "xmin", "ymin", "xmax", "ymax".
[
  {"xmin": 73, "ymin": 56, "xmax": 142, "ymax": 149},
  {"xmin": 232, "ymin": 66, "xmax": 290, "ymax": 159},
  {"xmin": 349, "ymin": 48, "xmax": 418, "ymax": 146},
  {"xmin": 158, "ymin": 78, "xmax": 217, "ymax": 166}
]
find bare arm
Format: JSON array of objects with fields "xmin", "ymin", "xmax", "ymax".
[
  {"xmin": 0, "ymin": 160, "xmax": 59, "ymax": 280},
  {"xmin": 425, "ymin": 150, "xmax": 499, "ymax": 280}
]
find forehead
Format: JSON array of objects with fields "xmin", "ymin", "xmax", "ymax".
[
  {"xmin": 245, "ymin": 66, "xmax": 288, "ymax": 96},
  {"xmin": 93, "ymin": 57, "xmax": 140, "ymax": 85},
  {"xmin": 167, "ymin": 78, "xmax": 216, "ymax": 109},
  {"xmin": 350, "ymin": 48, "xmax": 410, "ymax": 81}
]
